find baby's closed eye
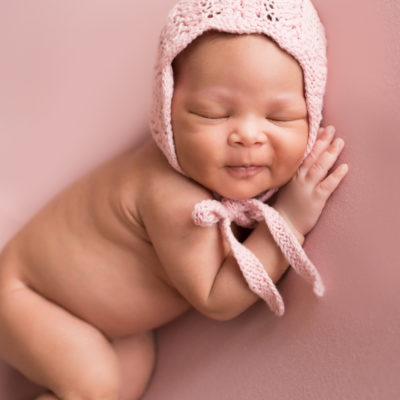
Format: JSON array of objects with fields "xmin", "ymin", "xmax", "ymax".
[
  {"xmin": 267, "ymin": 112, "xmax": 307, "ymax": 123},
  {"xmin": 189, "ymin": 110, "xmax": 230, "ymax": 120},
  {"xmin": 189, "ymin": 109, "xmax": 307, "ymax": 123}
]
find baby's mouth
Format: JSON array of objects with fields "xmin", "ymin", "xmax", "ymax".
[{"xmin": 226, "ymin": 165, "xmax": 265, "ymax": 178}]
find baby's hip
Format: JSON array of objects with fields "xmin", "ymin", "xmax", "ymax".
[{"xmin": 0, "ymin": 238, "xmax": 190, "ymax": 340}]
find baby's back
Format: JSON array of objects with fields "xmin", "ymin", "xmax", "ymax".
[{"xmin": 1, "ymin": 138, "xmax": 191, "ymax": 340}]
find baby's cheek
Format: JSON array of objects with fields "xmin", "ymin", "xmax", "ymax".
[
  {"xmin": 173, "ymin": 120, "xmax": 196, "ymax": 155},
  {"xmin": 272, "ymin": 152, "xmax": 297, "ymax": 182}
]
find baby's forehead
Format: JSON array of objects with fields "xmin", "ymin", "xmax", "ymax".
[
  {"xmin": 172, "ymin": 30, "xmax": 290, "ymax": 94},
  {"xmin": 172, "ymin": 31, "xmax": 271, "ymax": 79},
  {"xmin": 174, "ymin": 31, "xmax": 236, "ymax": 60},
  {"xmin": 172, "ymin": 31, "xmax": 231, "ymax": 79},
  {"xmin": 172, "ymin": 31, "xmax": 305, "ymax": 102}
]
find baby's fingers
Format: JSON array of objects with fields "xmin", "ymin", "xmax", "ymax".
[
  {"xmin": 300, "ymin": 126, "xmax": 336, "ymax": 175},
  {"xmin": 305, "ymin": 137, "xmax": 345, "ymax": 184},
  {"xmin": 316, "ymin": 163, "xmax": 349, "ymax": 198}
]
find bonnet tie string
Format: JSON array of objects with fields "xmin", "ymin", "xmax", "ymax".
[{"xmin": 192, "ymin": 199, "xmax": 325, "ymax": 316}]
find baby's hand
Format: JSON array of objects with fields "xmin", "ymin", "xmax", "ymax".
[{"xmin": 273, "ymin": 125, "xmax": 349, "ymax": 237}]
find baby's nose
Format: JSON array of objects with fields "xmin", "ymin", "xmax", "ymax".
[{"xmin": 228, "ymin": 128, "xmax": 267, "ymax": 147}]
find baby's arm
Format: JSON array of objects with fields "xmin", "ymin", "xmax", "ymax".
[
  {"xmin": 206, "ymin": 126, "xmax": 348, "ymax": 317},
  {"xmin": 202, "ymin": 214, "xmax": 305, "ymax": 319},
  {"xmin": 140, "ymin": 174, "xmax": 292, "ymax": 320},
  {"xmin": 141, "ymin": 126, "xmax": 347, "ymax": 320}
]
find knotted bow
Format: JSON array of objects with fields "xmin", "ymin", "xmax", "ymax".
[{"xmin": 192, "ymin": 198, "xmax": 325, "ymax": 316}]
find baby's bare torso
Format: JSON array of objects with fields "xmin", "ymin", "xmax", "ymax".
[{"xmin": 4, "ymin": 138, "xmax": 191, "ymax": 340}]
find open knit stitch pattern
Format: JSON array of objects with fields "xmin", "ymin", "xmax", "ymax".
[{"xmin": 148, "ymin": 0, "xmax": 328, "ymax": 316}]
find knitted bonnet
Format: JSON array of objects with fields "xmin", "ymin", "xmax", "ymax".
[{"xmin": 149, "ymin": 0, "xmax": 328, "ymax": 316}]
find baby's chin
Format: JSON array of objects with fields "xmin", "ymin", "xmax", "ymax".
[
  {"xmin": 210, "ymin": 166, "xmax": 283, "ymax": 201},
  {"xmin": 211, "ymin": 184, "xmax": 274, "ymax": 201}
]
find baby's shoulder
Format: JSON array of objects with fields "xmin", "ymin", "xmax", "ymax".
[{"xmin": 121, "ymin": 138, "xmax": 213, "ymax": 227}]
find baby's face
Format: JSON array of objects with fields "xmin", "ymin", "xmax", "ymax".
[{"xmin": 171, "ymin": 32, "xmax": 308, "ymax": 200}]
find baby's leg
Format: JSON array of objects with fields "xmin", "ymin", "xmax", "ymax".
[
  {"xmin": 0, "ymin": 283, "xmax": 122, "ymax": 400},
  {"xmin": 112, "ymin": 331, "xmax": 157, "ymax": 400},
  {"xmin": 35, "ymin": 332, "xmax": 157, "ymax": 400}
]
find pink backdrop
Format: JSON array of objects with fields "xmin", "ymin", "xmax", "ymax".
[{"xmin": 1, "ymin": 1, "xmax": 399, "ymax": 399}]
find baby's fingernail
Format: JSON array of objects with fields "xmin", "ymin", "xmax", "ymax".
[
  {"xmin": 334, "ymin": 138, "xmax": 344, "ymax": 148},
  {"xmin": 327, "ymin": 126, "xmax": 336, "ymax": 135}
]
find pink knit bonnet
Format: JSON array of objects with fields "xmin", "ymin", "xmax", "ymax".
[{"xmin": 149, "ymin": 0, "xmax": 328, "ymax": 316}]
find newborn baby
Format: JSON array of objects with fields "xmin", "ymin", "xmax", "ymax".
[{"xmin": 0, "ymin": 1, "xmax": 348, "ymax": 399}]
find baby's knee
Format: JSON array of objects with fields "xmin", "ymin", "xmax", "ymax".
[
  {"xmin": 56, "ymin": 358, "xmax": 121, "ymax": 400},
  {"xmin": 58, "ymin": 380, "xmax": 120, "ymax": 400}
]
